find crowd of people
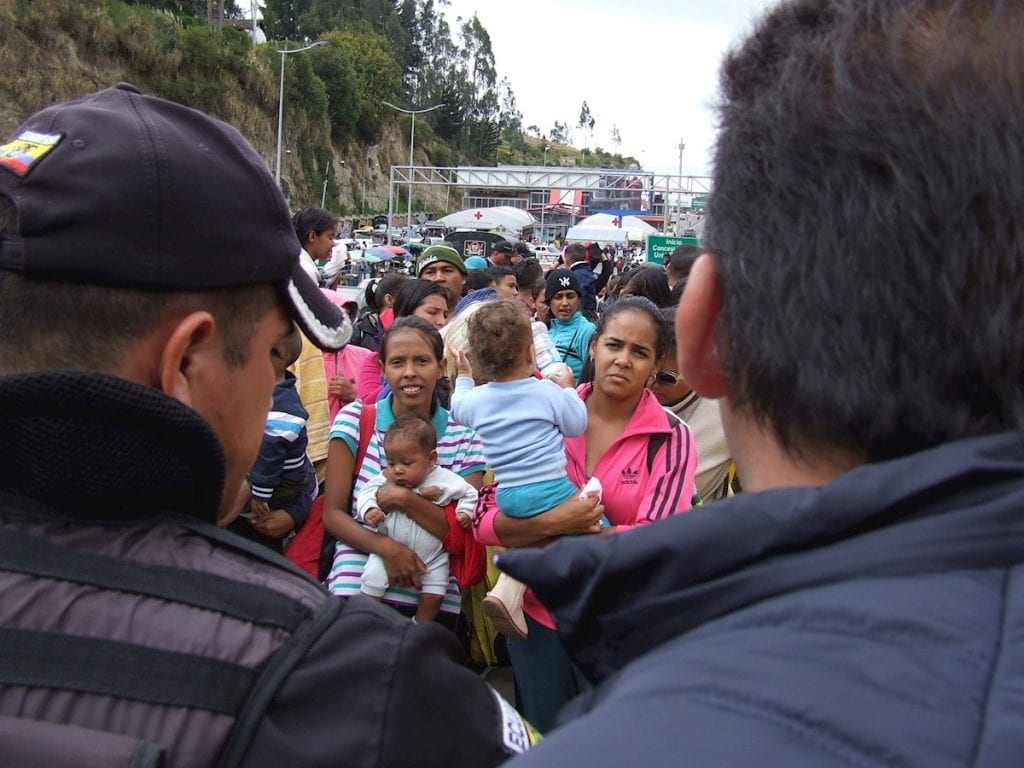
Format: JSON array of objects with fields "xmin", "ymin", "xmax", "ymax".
[
  {"xmin": 4, "ymin": 0, "xmax": 1024, "ymax": 764},
  {"xmin": 289, "ymin": 217, "xmax": 728, "ymax": 737}
]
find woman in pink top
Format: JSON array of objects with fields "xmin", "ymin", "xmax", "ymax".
[
  {"xmin": 357, "ymin": 279, "xmax": 451, "ymax": 403},
  {"xmin": 474, "ymin": 296, "xmax": 697, "ymax": 732}
]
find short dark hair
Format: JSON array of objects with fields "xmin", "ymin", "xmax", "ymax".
[
  {"xmin": 513, "ymin": 257, "xmax": 543, "ymax": 290},
  {"xmin": 591, "ymin": 296, "xmax": 670, "ymax": 363},
  {"xmin": 485, "ymin": 265, "xmax": 515, "ymax": 281},
  {"xmin": 528, "ymin": 279, "xmax": 545, "ymax": 302},
  {"xmin": 0, "ymin": 272, "xmax": 278, "ymax": 373},
  {"xmin": 665, "ymin": 245, "xmax": 701, "ymax": 283},
  {"xmin": 384, "ymin": 414, "xmax": 437, "ymax": 455},
  {"xmin": 393, "ymin": 279, "xmax": 450, "ymax": 319},
  {"xmin": 563, "ymin": 243, "xmax": 586, "ymax": 265},
  {"xmin": 659, "ymin": 306, "xmax": 677, "ymax": 353},
  {"xmin": 465, "ymin": 270, "xmax": 496, "ymax": 292},
  {"xmin": 0, "ymin": 196, "xmax": 277, "ymax": 373},
  {"xmin": 467, "ymin": 299, "xmax": 532, "ymax": 380},
  {"xmin": 622, "ymin": 265, "xmax": 673, "ymax": 308},
  {"xmin": 707, "ymin": 0, "xmax": 1024, "ymax": 461}
]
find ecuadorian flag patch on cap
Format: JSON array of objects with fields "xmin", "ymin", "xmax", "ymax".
[
  {"xmin": 493, "ymin": 690, "xmax": 541, "ymax": 754},
  {"xmin": 0, "ymin": 130, "xmax": 62, "ymax": 177}
]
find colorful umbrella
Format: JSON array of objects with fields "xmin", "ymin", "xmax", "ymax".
[{"xmin": 364, "ymin": 246, "xmax": 397, "ymax": 261}]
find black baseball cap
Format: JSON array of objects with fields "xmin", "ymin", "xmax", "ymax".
[
  {"xmin": 0, "ymin": 83, "xmax": 351, "ymax": 350},
  {"xmin": 491, "ymin": 240, "xmax": 515, "ymax": 254}
]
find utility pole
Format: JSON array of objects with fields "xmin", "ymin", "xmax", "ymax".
[
  {"xmin": 381, "ymin": 101, "xmax": 446, "ymax": 241},
  {"xmin": 362, "ymin": 157, "xmax": 369, "ymax": 215},
  {"xmin": 540, "ymin": 142, "xmax": 549, "ymax": 244},
  {"xmin": 676, "ymin": 139, "xmax": 685, "ymax": 233},
  {"xmin": 275, "ymin": 41, "xmax": 328, "ymax": 185}
]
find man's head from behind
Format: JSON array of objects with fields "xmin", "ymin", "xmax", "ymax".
[
  {"xmin": 687, "ymin": 0, "xmax": 1024, "ymax": 466},
  {"xmin": 0, "ymin": 84, "xmax": 351, "ymax": 516},
  {"xmin": 563, "ymin": 243, "xmax": 586, "ymax": 266}
]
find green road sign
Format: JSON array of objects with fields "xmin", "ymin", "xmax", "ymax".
[
  {"xmin": 691, "ymin": 196, "xmax": 709, "ymax": 210},
  {"xmin": 646, "ymin": 234, "xmax": 700, "ymax": 265}
]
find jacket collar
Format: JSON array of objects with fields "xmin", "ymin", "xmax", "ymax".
[
  {"xmin": 502, "ymin": 431, "xmax": 1024, "ymax": 681},
  {"xmin": 550, "ymin": 311, "xmax": 585, "ymax": 328},
  {"xmin": 0, "ymin": 371, "xmax": 225, "ymax": 523}
]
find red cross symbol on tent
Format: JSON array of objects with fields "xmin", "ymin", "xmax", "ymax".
[
  {"xmin": 474, "ymin": 210, "xmax": 484, "ymax": 220},
  {"xmin": 611, "ymin": 216, "xmax": 619, "ymax": 226}
]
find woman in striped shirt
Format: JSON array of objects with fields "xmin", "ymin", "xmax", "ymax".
[{"xmin": 322, "ymin": 317, "xmax": 485, "ymax": 625}]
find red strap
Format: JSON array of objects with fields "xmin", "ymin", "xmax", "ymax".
[
  {"xmin": 284, "ymin": 403, "xmax": 377, "ymax": 580},
  {"xmin": 355, "ymin": 402, "xmax": 375, "ymax": 476}
]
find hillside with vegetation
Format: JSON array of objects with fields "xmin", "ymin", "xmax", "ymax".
[{"xmin": 0, "ymin": 0, "xmax": 639, "ymax": 217}]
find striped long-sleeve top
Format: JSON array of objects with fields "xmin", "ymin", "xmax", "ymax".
[{"xmin": 249, "ymin": 372, "xmax": 310, "ymax": 503}]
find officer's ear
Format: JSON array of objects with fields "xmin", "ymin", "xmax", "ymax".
[
  {"xmin": 157, "ymin": 310, "xmax": 218, "ymax": 408},
  {"xmin": 676, "ymin": 253, "xmax": 727, "ymax": 398}
]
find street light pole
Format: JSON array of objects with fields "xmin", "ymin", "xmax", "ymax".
[
  {"xmin": 275, "ymin": 41, "xmax": 328, "ymax": 185},
  {"xmin": 321, "ymin": 158, "xmax": 344, "ymax": 209},
  {"xmin": 381, "ymin": 101, "xmax": 445, "ymax": 237},
  {"xmin": 675, "ymin": 138, "xmax": 685, "ymax": 234},
  {"xmin": 361, "ymin": 157, "xmax": 369, "ymax": 215},
  {"xmin": 540, "ymin": 142, "xmax": 549, "ymax": 244}
]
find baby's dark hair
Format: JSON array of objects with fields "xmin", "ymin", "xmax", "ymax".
[
  {"xmin": 467, "ymin": 299, "xmax": 532, "ymax": 379},
  {"xmin": 384, "ymin": 414, "xmax": 437, "ymax": 455}
]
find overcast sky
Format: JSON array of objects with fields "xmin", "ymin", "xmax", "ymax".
[{"xmin": 442, "ymin": 0, "xmax": 776, "ymax": 177}]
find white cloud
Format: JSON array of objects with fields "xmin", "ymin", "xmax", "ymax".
[{"xmin": 443, "ymin": 0, "xmax": 775, "ymax": 175}]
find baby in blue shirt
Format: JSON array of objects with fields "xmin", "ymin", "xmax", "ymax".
[{"xmin": 451, "ymin": 299, "xmax": 602, "ymax": 639}]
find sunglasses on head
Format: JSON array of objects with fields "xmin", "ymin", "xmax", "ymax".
[{"xmin": 652, "ymin": 369, "xmax": 684, "ymax": 386}]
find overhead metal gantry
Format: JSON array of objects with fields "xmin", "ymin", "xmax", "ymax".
[{"xmin": 385, "ymin": 164, "xmax": 712, "ymax": 235}]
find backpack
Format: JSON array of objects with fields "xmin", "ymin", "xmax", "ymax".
[{"xmin": 350, "ymin": 310, "xmax": 382, "ymax": 351}]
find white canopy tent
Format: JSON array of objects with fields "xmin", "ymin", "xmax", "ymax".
[
  {"xmin": 435, "ymin": 206, "xmax": 536, "ymax": 233},
  {"xmin": 574, "ymin": 212, "xmax": 656, "ymax": 241},
  {"xmin": 564, "ymin": 225, "xmax": 628, "ymax": 244}
]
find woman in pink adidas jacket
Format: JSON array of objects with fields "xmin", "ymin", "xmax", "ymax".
[{"xmin": 473, "ymin": 296, "xmax": 697, "ymax": 733}]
